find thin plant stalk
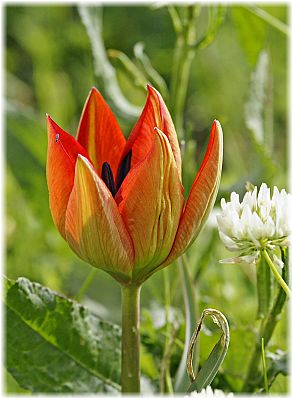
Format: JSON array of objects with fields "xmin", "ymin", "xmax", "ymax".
[
  {"xmin": 243, "ymin": 248, "xmax": 289, "ymax": 392},
  {"xmin": 170, "ymin": 5, "xmax": 200, "ymax": 142},
  {"xmin": 121, "ymin": 284, "xmax": 141, "ymax": 393},
  {"xmin": 261, "ymin": 337, "xmax": 269, "ymax": 394},
  {"xmin": 262, "ymin": 249, "xmax": 291, "ymax": 297}
]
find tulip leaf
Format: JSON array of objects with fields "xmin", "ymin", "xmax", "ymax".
[
  {"xmin": 187, "ymin": 308, "xmax": 230, "ymax": 393},
  {"xmin": 5, "ymin": 277, "xmax": 121, "ymax": 393}
]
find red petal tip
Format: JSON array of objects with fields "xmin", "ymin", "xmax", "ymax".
[
  {"xmin": 147, "ymin": 83, "xmax": 156, "ymax": 92},
  {"xmin": 46, "ymin": 114, "xmax": 58, "ymax": 129},
  {"xmin": 213, "ymin": 119, "xmax": 221, "ymax": 127},
  {"xmin": 90, "ymin": 86, "xmax": 97, "ymax": 91},
  {"xmin": 77, "ymin": 153, "xmax": 87, "ymax": 163},
  {"xmin": 147, "ymin": 85, "xmax": 162, "ymax": 99}
]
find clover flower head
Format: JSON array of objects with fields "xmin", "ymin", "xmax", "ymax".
[
  {"xmin": 187, "ymin": 386, "xmax": 234, "ymax": 397},
  {"xmin": 217, "ymin": 183, "xmax": 291, "ymax": 265}
]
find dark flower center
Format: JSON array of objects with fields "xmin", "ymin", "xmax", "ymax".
[
  {"xmin": 101, "ymin": 162, "xmax": 116, "ymax": 196},
  {"xmin": 102, "ymin": 150, "xmax": 132, "ymax": 197}
]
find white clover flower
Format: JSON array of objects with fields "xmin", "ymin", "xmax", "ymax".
[
  {"xmin": 217, "ymin": 183, "xmax": 291, "ymax": 265},
  {"xmin": 186, "ymin": 386, "xmax": 234, "ymax": 397}
]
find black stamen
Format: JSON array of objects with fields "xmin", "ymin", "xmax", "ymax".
[
  {"xmin": 116, "ymin": 150, "xmax": 132, "ymax": 192},
  {"xmin": 102, "ymin": 162, "xmax": 116, "ymax": 197}
]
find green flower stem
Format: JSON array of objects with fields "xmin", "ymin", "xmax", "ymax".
[
  {"xmin": 262, "ymin": 249, "xmax": 291, "ymax": 297},
  {"xmin": 242, "ymin": 249, "xmax": 289, "ymax": 392},
  {"xmin": 121, "ymin": 284, "xmax": 141, "ymax": 393},
  {"xmin": 170, "ymin": 5, "xmax": 200, "ymax": 142}
]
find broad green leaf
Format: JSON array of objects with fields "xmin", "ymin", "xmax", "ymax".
[
  {"xmin": 269, "ymin": 374, "xmax": 288, "ymax": 394},
  {"xmin": 5, "ymin": 277, "xmax": 121, "ymax": 393},
  {"xmin": 187, "ymin": 309, "xmax": 230, "ymax": 393},
  {"xmin": 4, "ymin": 276, "xmax": 14, "ymax": 294},
  {"xmin": 6, "ymin": 308, "xmax": 117, "ymax": 393}
]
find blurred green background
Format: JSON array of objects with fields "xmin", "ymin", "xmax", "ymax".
[{"xmin": 5, "ymin": 4, "xmax": 288, "ymax": 394}]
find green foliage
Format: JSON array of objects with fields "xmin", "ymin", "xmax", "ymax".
[
  {"xmin": 187, "ymin": 309, "xmax": 230, "ymax": 393},
  {"xmin": 265, "ymin": 350, "xmax": 288, "ymax": 390},
  {"xmin": 174, "ymin": 257, "xmax": 197, "ymax": 392},
  {"xmin": 5, "ymin": 277, "xmax": 121, "ymax": 393},
  {"xmin": 196, "ymin": 5, "xmax": 226, "ymax": 50},
  {"xmin": 5, "ymin": 3, "xmax": 289, "ymax": 395},
  {"xmin": 231, "ymin": 7, "xmax": 267, "ymax": 66},
  {"xmin": 140, "ymin": 303, "xmax": 184, "ymax": 391},
  {"xmin": 133, "ymin": 42, "xmax": 169, "ymax": 99}
]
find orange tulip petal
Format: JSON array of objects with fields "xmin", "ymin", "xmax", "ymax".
[
  {"xmin": 117, "ymin": 128, "xmax": 184, "ymax": 280},
  {"xmin": 65, "ymin": 155, "xmax": 134, "ymax": 281},
  {"xmin": 162, "ymin": 120, "xmax": 223, "ymax": 266},
  {"xmin": 77, "ymin": 87, "xmax": 126, "ymax": 177},
  {"xmin": 121, "ymin": 85, "xmax": 182, "ymax": 176},
  {"xmin": 46, "ymin": 115, "xmax": 90, "ymax": 239}
]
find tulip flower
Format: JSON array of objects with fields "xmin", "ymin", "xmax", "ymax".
[
  {"xmin": 47, "ymin": 85, "xmax": 223, "ymax": 285},
  {"xmin": 46, "ymin": 85, "xmax": 223, "ymax": 393}
]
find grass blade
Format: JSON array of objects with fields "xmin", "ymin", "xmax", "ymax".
[{"xmin": 174, "ymin": 255, "xmax": 197, "ymax": 392}]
